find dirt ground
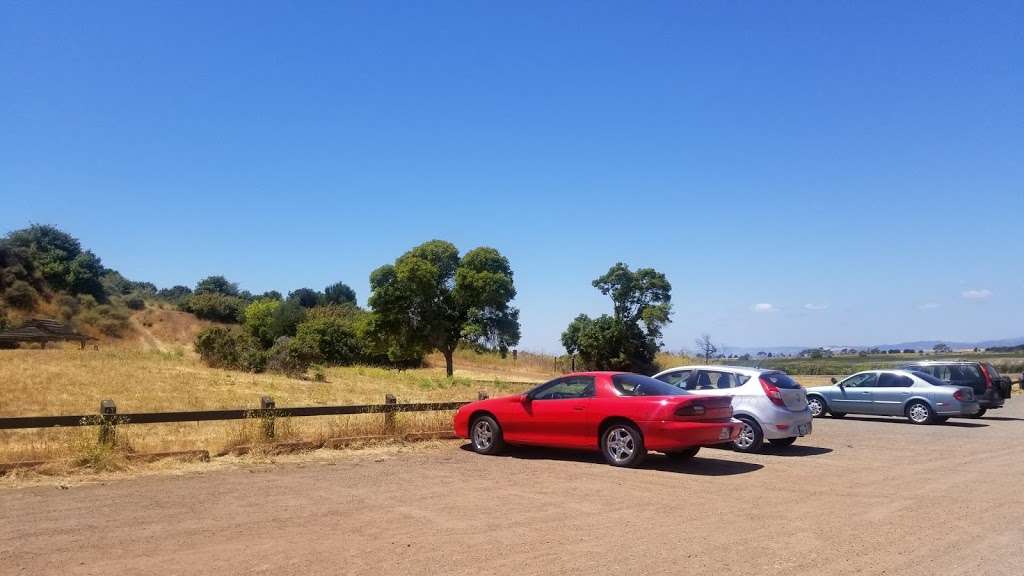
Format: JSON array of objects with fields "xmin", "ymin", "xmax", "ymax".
[{"xmin": 3, "ymin": 402, "xmax": 1023, "ymax": 576}]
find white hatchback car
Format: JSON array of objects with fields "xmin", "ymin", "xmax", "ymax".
[{"xmin": 652, "ymin": 365, "xmax": 812, "ymax": 452}]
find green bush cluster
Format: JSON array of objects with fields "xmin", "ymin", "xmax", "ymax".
[
  {"xmin": 77, "ymin": 305, "xmax": 131, "ymax": 337},
  {"xmin": 180, "ymin": 292, "xmax": 247, "ymax": 322}
]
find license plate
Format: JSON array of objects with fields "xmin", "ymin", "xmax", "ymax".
[
  {"xmin": 797, "ymin": 423, "xmax": 810, "ymax": 436},
  {"xmin": 719, "ymin": 427, "xmax": 731, "ymax": 440}
]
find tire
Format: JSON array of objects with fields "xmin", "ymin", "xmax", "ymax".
[
  {"xmin": 665, "ymin": 446, "xmax": 701, "ymax": 461},
  {"xmin": 600, "ymin": 422, "xmax": 647, "ymax": 467},
  {"xmin": 967, "ymin": 408, "xmax": 987, "ymax": 419},
  {"xmin": 830, "ymin": 411, "xmax": 846, "ymax": 418},
  {"xmin": 733, "ymin": 417, "xmax": 764, "ymax": 453},
  {"xmin": 768, "ymin": 437, "xmax": 797, "ymax": 448},
  {"xmin": 807, "ymin": 396, "xmax": 826, "ymax": 418},
  {"xmin": 469, "ymin": 415, "xmax": 505, "ymax": 455},
  {"xmin": 905, "ymin": 401, "xmax": 934, "ymax": 425}
]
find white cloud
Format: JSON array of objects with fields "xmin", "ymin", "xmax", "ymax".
[
  {"xmin": 918, "ymin": 303, "xmax": 940, "ymax": 310},
  {"xmin": 803, "ymin": 303, "xmax": 829, "ymax": 311},
  {"xmin": 752, "ymin": 303, "xmax": 777, "ymax": 313},
  {"xmin": 961, "ymin": 289, "xmax": 992, "ymax": 300}
]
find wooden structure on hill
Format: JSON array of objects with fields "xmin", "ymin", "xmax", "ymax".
[{"xmin": 0, "ymin": 318, "xmax": 96, "ymax": 349}]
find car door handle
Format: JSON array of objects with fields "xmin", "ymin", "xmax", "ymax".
[{"xmin": 572, "ymin": 406, "xmax": 585, "ymax": 411}]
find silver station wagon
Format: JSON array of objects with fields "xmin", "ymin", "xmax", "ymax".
[{"xmin": 805, "ymin": 369, "xmax": 980, "ymax": 424}]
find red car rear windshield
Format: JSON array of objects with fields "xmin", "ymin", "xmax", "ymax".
[{"xmin": 612, "ymin": 374, "xmax": 688, "ymax": 396}]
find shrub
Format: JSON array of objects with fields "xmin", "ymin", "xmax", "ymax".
[
  {"xmin": 78, "ymin": 305, "xmax": 131, "ymax": 337},
  {"xmin": 56, "ymin": 293, "xmax": 80, "ymax": 320},
  {"xmin": 156, "ymin": 285, "xmax": 192, "ymax": 304},
  {"xmin": 243, "ymin": 298, "xmax": 281, "ymax": 347},
  {"xmin": 265, "ymin": 336, "xmax": 319, "ymax": 376},
  {"xmin": 124, "ymin": 295, "xmax": 146, "ymax": 310},
  {"xmin": 194, "ymin": 327, "xmax": 266, "ymax": 372},
  {"xmin": 4, "ymin": 280, "xmax": 38, "ymax": 310},
  {"xmin": 181, "ymin": 292, "xmax": 245, "ymax": 322},
  {"xmin": 294, "ymin": 314, "xmax": 360, "ymax": 365}
]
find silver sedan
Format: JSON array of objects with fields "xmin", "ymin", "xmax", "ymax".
[{"xmin": 806, "ymin": 369, "xmax": 979, "ymax": 424}]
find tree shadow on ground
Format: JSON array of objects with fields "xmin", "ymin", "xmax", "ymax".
[{"xmin": 459, "ymin": 444, "xmax": 763, "ymax": 476}]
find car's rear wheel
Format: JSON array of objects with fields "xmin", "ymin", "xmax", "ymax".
[
  {"xmin": 664, "ymin": 446, "xmax": 700, "ymax": 461},
  {"xmin": 470, "ymin": 415, "xmax": 505, "ymax": 454},
  {"xmin": 733, "ymin": 417, "xmax": 763, "ymax": 453},
  {"xmin": 768, "ymin": 437, "xmax": 797, "ymax": 448},
  {"xmin": 906, "ymin": 401, "xmax": 934, "ymax": 425},
  {"xmin": 807, "ymin": 396, "xmax": 826, "ymax": 418},
  {"xmin": 968, "ymin": 408, "xmax": 987, "ymax": 419},
  {"xmin": 601, "ymin": 423, "xmax": 647, "ymax": 467}
]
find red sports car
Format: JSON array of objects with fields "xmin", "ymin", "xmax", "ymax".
[{"xmin": 454, "ymin": 371, "xmax": 741, "ymax": 467}]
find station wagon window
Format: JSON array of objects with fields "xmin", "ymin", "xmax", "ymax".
[
  {"xmin": 613, "ymin": 374, "xmax": 687, "ymax": 396},
  {"xmin": 655, "ymin": 370, "xmax": 692, "ymax": 388},
  {"xmin": 985, "ymin": 364, "xmax": 1002, "ymax": 378},
  {"xmin": 911, "ymin": 371, "xmax": 947, "ymax": 387},
  {"xmin": 530, "ymin": 376, "xmax": 595, "ymax": 400},
  {"xmin": 840, "ymin": 373, "xmax": 877, "ymax": 388},
  {"xmin": 877, "ymin": 373, "xmax": 913, "ymax": 388}
]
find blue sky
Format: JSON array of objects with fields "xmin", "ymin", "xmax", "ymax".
[{"xmin": 2, "ymin": 2, "xmax": 1021, "ymax": 352}]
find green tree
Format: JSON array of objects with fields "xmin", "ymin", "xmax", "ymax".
[
  {"xmin": 368, "ymin": 240, "xmax": 520, "ymax": 377},
  {"xmin": 269, "ymin": 299, "xmax": 307, "ymax": 339},
  {"xmin": 288, "ymin": 287, "xmax": 322, "ymax": 308},
  {"xmin": 181, "ymin": 292, "xmax": 246, "ymax": 322},
  {"xmin": 561, "ymin": 263, "xmax": 672, "ymax": 374},
  {"xmin": 5, "ymin": 224, "xmax": 105, "ymax": 300},
  {"xmin": 194, "ymin": 275, "xmax": 239, "ymax": 296},
  {"xmin": 243, "ymin": 298, "xmax": 281, "ymax": 347},
  {"xmin": 323, "ymin": 282, "xmax": 356, "ymax": 306}
]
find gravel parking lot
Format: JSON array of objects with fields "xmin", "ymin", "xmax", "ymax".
[{"xmin": 3, "ymin": 402, "xmax": 1023, "ymax": 576}]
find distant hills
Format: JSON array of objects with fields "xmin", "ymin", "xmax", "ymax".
[{"xmin": 717, "ymin": 337, "xmax": 1024, "ymax": 356}]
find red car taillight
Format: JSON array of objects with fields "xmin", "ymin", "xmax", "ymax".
[
  {"xmin": 979, "ymin": 364, "xmax": 993, "ymax": 391},
  {"xmin": 674, "ymin": 397, "xmax": 733, "ymax": 420},
  {"xmin": 675, "ymin": 403, "xmax": 707, "ymax": 417},
  {"xmin": 760, "ymin": 376, "xmax": 786, "ymax": 407}
]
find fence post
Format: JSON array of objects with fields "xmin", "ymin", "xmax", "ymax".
[
  {"xmin": 478, "ymin": 390, "xmax": 489, "ymax": 400},
  {"xmin": 98, "ymin": 399, "xmax": 117, "ymax": 446},
  {"xmin": 384, "ymin": 393, "xmax": 397, "ymax": 435},
  {"xmin": 260, "ymin": 396, "xmax": 275, "ymax": 440}
]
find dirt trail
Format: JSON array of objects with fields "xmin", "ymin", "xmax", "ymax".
[
  {"xmin": 130, "ymin": 314, "xmax": 168, "ymax": 353},
  {"xmin": 3, "ymin": 403, "xmax": 1023, "ymax": 575}
]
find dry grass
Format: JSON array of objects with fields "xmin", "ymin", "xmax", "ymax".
[{"xmin": 0, "ymin": 346, "xmax": 550, "ymax": 465}]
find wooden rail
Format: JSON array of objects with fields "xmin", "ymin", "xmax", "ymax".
[{"xmin": 0, "ymin": 397, "xmax": 483, "ymax": 431}]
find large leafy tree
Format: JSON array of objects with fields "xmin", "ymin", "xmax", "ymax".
[
  {"xmin": 561, "ymin": 263, "xmax": 672, "ymax": 374},
  {"xmin": 4, "ymin": 224, "xmax": 106, "ymax": 300},
  {"xmin": 323, "ymin": 281, "xmax": 357, "ymax": 306},
  {"xmin": 368, "ymin": 240, "xmax": 520, "ymax": 377}
]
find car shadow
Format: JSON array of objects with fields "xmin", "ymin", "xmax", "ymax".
[
  {"xmin": 704, "ymin": 444, "xmax": 833, "ymax": 457},
  {"xmin": 459, "ymin": 444, "xmax": 763, "ymax": 476},
  {"xmin": 837, "ymin": 416, "xmax": 988, "ymax": 428},
  {"xmin": 976, "ymin": 416, "xmax": 1024, "ymax": 422}
]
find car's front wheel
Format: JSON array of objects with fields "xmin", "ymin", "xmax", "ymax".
[
  {"xmin": 807, "ymin": 396, "xmax": 826, "ymax": 418},
  {"xmin": 768, "ymin": 437, "xmax": 797, "ymax": 448},
  {"xmin": 733, "ymin": 417, "xmax": 764, "ymax": 453},
  {"xmin": 601, "ymin": 423, "xmax": 647, "ymax": 467},
  {"xmin": 906, "ymin": 401, "xmax": 934, "ymax": 425},
  {"xmin": 470, "ymin": 415, "xmax": 505, "ymax": 454},
  {"xmin": 968, "ymin": 408, "xmax": 987, "ymax": 419}
]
